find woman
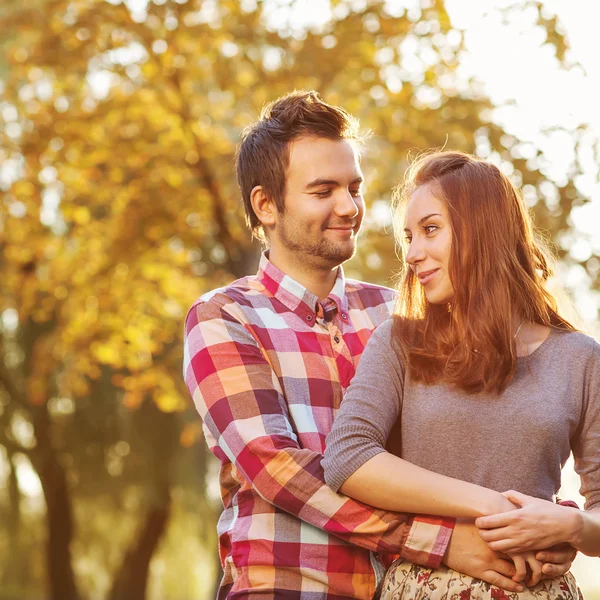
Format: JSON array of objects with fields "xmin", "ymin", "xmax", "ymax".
[{"xmin": 322, "ymin": 151, "xmax": 599, "ymax": 599}]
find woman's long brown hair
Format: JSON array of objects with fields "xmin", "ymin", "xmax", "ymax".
[{"xmin": 392, "ymin": 151, "xmax": 576, "ymax": 394}]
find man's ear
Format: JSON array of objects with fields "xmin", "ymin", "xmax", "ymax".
[{"xmin": 250, "ymin": 186, "xmax": 277, "ymax": 229}]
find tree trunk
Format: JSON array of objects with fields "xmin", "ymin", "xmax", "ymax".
[
  {"xmin": 6, "ymin": 449, "xmax": 22, "ymax": 537},
  {"xmin": 33, "ymin": 409, "xmax": 80, "ymax": 600},
  {"xmin": 109, "ymin": 401, "xmax": 177, "ymax": 600},
  {"xmin": 108, "ymin": 486, "xmax": 171, "ymax": 600}
]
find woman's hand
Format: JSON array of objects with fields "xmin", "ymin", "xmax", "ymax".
[{"xmin": 475, "ymin": 490, "xmax": 581, "ymax": 554}]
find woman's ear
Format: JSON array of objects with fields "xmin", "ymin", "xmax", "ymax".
[{"xmin": 250, "ymin": 185, "xmax": 277, "ymax": 229}]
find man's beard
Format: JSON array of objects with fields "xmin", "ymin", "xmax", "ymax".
[{"xmin": 277, "ymin": 219, "xmax": 357, "ymax": 268}]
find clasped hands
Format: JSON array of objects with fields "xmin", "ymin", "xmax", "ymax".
[
  {"xmin": 444, "ymin": 491, "xmax": 578, "ymax": 591},
  {"xmin": 475, "ymin": 490, "xmax": 579, "ymax": 587}
]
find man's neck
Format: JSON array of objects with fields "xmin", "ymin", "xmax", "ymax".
[{"xmin": 267, "ymin": 249, "xmax": 339, "ymax": 301}]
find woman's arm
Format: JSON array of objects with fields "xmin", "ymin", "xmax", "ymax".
[
  {"xmin": 323, "ymin": 321, "xmax": 580, "ymax": 579},
  {"xmin": 576, "ymin": 508, "xmax": 600, "ymax": 556},
  {"xmin": 476, "ymin": 336, "xmax": 600, "ymax": 557},
  {"xmin": 323, "ymin": 320, "xmax": 516, "ymax": 518},
  {"xmin": 476, "ymin": 491, "xmax": 600, "ymax": 557},
  {"xmin": 340, "ymin": 451, "xmax": 517, "ymax": 518}
]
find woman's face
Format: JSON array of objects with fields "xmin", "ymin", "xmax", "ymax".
[{"xmin": 403, "ymin": 183, "xmax": 454, "ymax": 304}]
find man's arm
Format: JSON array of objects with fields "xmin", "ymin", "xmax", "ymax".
[{"xmin": 183, "ymin": 298, "xmax": 451, "ymax": 567}]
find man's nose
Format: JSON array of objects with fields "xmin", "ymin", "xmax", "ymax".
[{"xmin": 335, "ymin": 190, "xmax": 360, "ymax": 218}]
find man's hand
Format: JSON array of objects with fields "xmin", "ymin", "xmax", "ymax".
[
  {"xmin": 475, "ymin": 490, "xmax": 581, "ymax": 554},
  {"xmin": 443, "ymin": 520, "xmax": 524, "ymax": 592},
  {"xmin": 535, "ymin": 544, "xmax": 578, "ymax": 578},
  {"xmin": 508, "ymin": 551, "xmax": 542, "ymax": 586}
]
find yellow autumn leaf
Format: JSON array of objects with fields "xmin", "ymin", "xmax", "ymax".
[
  {"xmin": 92, "ymin": 343, "xmax": 119, "ymax": 364},
  {"xmin": 72, "ymin": 206, "xmax": 91, "ymax": 224},
  {"xmin": 155, "ymin": 391, "xmax": 185, "ymax": 413}
]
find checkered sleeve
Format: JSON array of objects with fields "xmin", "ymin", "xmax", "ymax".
[{"xmin": 183, "ymin": 298, "xmax": 453, "ymax": 565}]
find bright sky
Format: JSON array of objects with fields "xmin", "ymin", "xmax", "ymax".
[{"xmin": 446, "ymin": 0, "xmax": 600, "ymax": 271}]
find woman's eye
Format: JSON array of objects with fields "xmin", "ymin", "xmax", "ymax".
[
  {"xmin": 424, "ymin": 225, "xmax": 438, "ymax": 234},
  {"xmin": 405, "ymin": 236, "xmax": 412, "ymax": 244}
]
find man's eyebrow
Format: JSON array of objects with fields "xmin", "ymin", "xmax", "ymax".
[
  {"xmin": 304, "ymin": 176, "xmax": 364, "ymax": 189},
  {"xmin": 403, "ymin": 213, "xmax": 442, "ymax": 232}
]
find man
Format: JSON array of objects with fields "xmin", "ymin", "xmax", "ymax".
[{"xmin": 183, "ymin": 91, "xmax": 574, "ymax": 599}]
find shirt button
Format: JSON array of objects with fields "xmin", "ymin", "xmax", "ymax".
[
  {"xmin": 306, "ymin": 315, "xmax": 313, "ymax": 322},
  {"xmin": 341, "ymin": 313, "xmax": 348, "ymax": 321},
  {"xmin": 334, "ymin": 336, "xmax": 340, "ymax": 343}
]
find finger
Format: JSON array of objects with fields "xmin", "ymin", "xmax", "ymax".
[
  {"xmin": 526, "ymin": 556, "xmax": 543, "ymax": 587},
  {"xmin": 536, "ymin": 546, "xmax": 577, "ymax": 564},
  {"xmin": 480, "ymin": 529, "xmax": 529, "ymax": 553},
  {"xmin": 491, "ymin": 558, "xmax": 518, "ymax": 578},
  {"xmin": 540, "ymin": 560, "xmax": 569, "ymax": 579},
  {"xmin": 511, "ymin": 555, "xmax": 527, "ymax": 583},
  {"xmin": 482, "ymin": 570, "xmax": 524, "ymax": 593},
  {"xmin": 476, "ymin": 511, "xmax": 519, "ymax": 529},
  {"xmin": 478, "ymin": 526, "xmax": 514, "ymax": 542},
  {"xmin": 488, "ymin": 539, "xmax": 530, "ymax": 554},
  {"xmin": 502, "ymin": 490, "xmax": 528, "ymax": 507},
  {"xmin": 482, "ymin": 530, "xmax": 532, "ymax": 553}
]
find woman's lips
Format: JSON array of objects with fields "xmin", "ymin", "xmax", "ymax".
[{"xmin": 417, "ymin": 268, "xmax": 439, "ymax": 285}]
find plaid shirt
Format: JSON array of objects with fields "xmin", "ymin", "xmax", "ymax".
[{"xmin": 183, "ymin": 254, "xmax": 454, "ymax": 599}]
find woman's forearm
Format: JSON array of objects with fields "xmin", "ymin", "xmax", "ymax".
[
  {"xmin": 572, "ymin": 507, "xmax": 600, "ymax": 556},
  {"xmin": 339, "ymin": 451, "xmax": 515, "ymax": 518}
]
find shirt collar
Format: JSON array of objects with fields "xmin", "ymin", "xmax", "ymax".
[{"xmin": 257, "ymin": 252, "xmax": 349, "ymax": 321}]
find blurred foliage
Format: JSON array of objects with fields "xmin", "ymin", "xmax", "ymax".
[{"xmin": 0, "ymin": 0, "xmax": 597, "ymax": 598}]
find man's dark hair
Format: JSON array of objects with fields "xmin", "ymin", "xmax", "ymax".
[{"xmin": 235, "ymin": 90, "xmax": 365, "ymax": 241}]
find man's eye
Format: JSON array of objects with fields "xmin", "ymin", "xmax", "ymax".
[
  {"xmin": 315, "ymin": 190, "xmax": 332, "ymax": 198},
  {"xmin": 350, "ymin": 189, "xmax": 362, "ymax": 197}
]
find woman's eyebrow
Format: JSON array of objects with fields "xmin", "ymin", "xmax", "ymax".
[
  {"xmin": 404, "ymin": 212, "xmax": 442, "ymax": 233},
  {"xmin": 418, "ymin": 212, "xmax": 441, "ymax": 225}
]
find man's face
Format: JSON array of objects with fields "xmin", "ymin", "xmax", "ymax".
[{"xmin": 271, "ymin": 136, "xmax": 365, "ymax": 270}]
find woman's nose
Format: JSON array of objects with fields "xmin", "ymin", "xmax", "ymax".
[{"xmin": 405, "ymin": 238, "xmax": 425, "ymax": 265}]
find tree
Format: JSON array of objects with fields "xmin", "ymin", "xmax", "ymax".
[{"xmin": 0, "ymin": 0, "xmax": 594, "ymax": 598}]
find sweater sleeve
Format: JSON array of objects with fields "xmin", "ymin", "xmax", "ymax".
[
  {"xmin": 572, "ymin": 336, "xmax": 600, "ymax": 511},
  {"xmin": 323, "ymin": 318, "xmax": 405, "ymax": 492}
]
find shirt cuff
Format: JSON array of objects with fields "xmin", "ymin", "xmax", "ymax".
[
  {"xmin": 400, "ymin": 515, "xmax": 455, "ymax": 569},
  {"xmin": 557, "ymin": 498, "xmax": 580, "ymax": 509}
]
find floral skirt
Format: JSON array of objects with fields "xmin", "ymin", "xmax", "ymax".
[{"xmin": 377, "ymin": 559, "xmax": 583, "ymax": 600}]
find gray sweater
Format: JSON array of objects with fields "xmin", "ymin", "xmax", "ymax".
[{"xmin": 323, "ymin": 319, "xmax": 600, "ymax": 511}]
